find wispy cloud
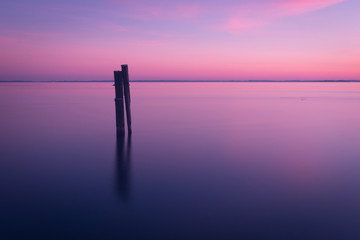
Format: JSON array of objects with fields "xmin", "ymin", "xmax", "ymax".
[
  {"xmin": 175, "ymin": 4, "xmax": 206, "ymax": 18},
  {"xmin": 0, "ymin": 30, "xmax": 64, "ymax": 38},
  {"xmin": 216, "ymin": 0, "xmax": 345, "ymax": 34},
  {"xmin": 125, "ymin": 3, "xmax": 206, "ymax": 20},
  {"xmin": 0, "ymin": 36, "xmax": 25, "ymax": 44},
  {"xmin": 124, "ymin": 40, "xmax": 168, "ymax": 47},
  {"xmin": 106, "ymin": 25, "xmax": 128, "ymax": 32},
  {"xmin": 269, "ymin": 0, "xmax": 344, "ymax": 16},
  {"xmin": 214, "ymin": 17, "xmax": 266, "ymax": 34},
  {"xmin": 111, "ymin": 0, "xmax": 345, "ymax": 34}
]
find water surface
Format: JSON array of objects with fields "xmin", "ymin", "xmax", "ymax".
[{"xmin": 1, "ymin": 82, "xmax": 360, "ymax": 240}]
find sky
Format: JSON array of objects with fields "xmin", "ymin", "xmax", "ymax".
[{"xmin": 0, "ymin": 0, "xmax": 359, "ymax": 81}]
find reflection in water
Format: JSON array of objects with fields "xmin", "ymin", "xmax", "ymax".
[
  {"xmin": 2, "ymin": 83, "xmax": 360, "ymax": 239},
  {"xmin": 115, "ymin": 133, "xmax": 132, "ymax": 201}
]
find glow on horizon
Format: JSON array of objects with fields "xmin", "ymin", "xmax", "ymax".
[{"xmin": 0, "ymin": 0, "xmax": 359, "ymax": 81}]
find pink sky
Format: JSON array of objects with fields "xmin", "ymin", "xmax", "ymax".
[{"xmin": 0, "ymin": 0, "xmax": 359, "ymax": 81}]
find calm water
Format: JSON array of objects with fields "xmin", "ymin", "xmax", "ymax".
[{"xmin": 1, "ymin": 82, "xmax": 360, "ymax": 240}]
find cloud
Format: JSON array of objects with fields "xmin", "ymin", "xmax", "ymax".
[
  {"xmin": 106, "ymin": 0, "xmax": 345, "ymax": 35},
  {"xmin": 106, "ymin": 25, "xmax": 128, "ymax": 32},
  {"xmin": 0, "ymin": 36, "xmax": 25, "ymax": 44},
  {"xmin": 124, "ymin": 40, "xmax": 168, "ymax": 47},
  {"xmin": 216, "ymin": 0, "xmax": 345, "ymax": 34},
  {"xmin": 214, "ymin": 18, "xmax": 265, "ymax": 34},
  {"xmin": 110, "ymin": 2, "xmax": 206, "ymax": 21},
  {"xmin": 269, "ymin": 0, "xmax": 345, "ymax": 16},
  {"xmin": 175, "ymin": 4, "xmax": 206, "ymax": 18},
  {"xmin": 0, "ymin": 30, "xmax": 64, "ymax": 39}
]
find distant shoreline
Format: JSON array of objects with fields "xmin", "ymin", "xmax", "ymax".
[{"xmin": 1, "ymin": 80, "xmax": 360, "ymax": 83}]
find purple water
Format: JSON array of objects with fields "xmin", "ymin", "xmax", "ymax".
[{"xmin": 1, "ymin": 82, "xmax": 360, "ymax": 240}]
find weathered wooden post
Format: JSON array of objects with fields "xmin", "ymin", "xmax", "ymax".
[
  {"xmin": 114, "ymin": 70, "xmax": 125, "ymax": 134},
  {"xmin": 121, "ymin": 64, "xmax": 132, "ymax": 134}
]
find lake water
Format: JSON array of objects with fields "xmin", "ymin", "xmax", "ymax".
[{"xmin": 1, "ymin": 82, "xmax": 360, "ymax": 240}]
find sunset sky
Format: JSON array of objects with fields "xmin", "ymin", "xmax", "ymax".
[{"xmin": 0, "ymin": 0, "xmax": 359, "ymax": 81}]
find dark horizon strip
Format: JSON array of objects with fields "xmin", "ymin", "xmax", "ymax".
[{"xmin": 1, "ymin": 80, "xmax": 360, "ymax": 83}]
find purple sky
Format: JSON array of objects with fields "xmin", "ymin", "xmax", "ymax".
[{"xmin": 0, "ymin": 0, "xmax": 359, "ymax": 81}]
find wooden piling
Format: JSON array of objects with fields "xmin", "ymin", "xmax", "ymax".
[
  {"xmin": 121, "ymin": 64, "xmax": 132, "ymax": 134},
  {"xmin": 114, "ymin": 71, "xmax": 125, "ymax": 134}
]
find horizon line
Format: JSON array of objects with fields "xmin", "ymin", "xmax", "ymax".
[{"xmin": 1, "ymin": 80, "xmax": 360, "ymax": 83}]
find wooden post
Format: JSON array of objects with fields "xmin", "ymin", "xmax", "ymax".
[
  {"xmin": 121, "ymin": 64, "xmax": 132, "ymax": 134},
  {"xmin": 114, "ymin": 71, "xmax": 125, "ymax": 134}
]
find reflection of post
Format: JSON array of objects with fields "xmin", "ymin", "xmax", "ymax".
[
  {"xmin": 115, "ymin": 133, "xmax": 132, "ymax": 201},
  {"xmin": 121, "ymin": 64, "xmax": 132, "ymax": 134},
  {"xmin": 114, "ymin": 71, "xmax": 125, "ymax": 134}
]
